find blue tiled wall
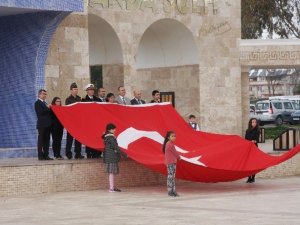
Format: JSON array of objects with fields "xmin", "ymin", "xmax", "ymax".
[
  {"xmin": 0, "ymin": 12, "xmax": 69, "ymax": 148},
  {"xmin": 0, "ymin": 1, "xmax": 83, "ymax": 155},
  {"xmin": 0, "ymin": 0, "xmax": 83, "ymax": 12}
]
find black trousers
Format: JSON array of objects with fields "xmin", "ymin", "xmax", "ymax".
[
  {"xmin": 51, "ymin": 126, "xmax": 63, "ymax": 157},
  {"xmin": 65, "ymin": 132, "xmax": 82, "ymax": 157},
  {"xmin": 37, "ymin": 127, "xmax": 51, "ymax": 159},
  {"xmin": 85, "ymin": 146, "xmax": 101, "ymax": 158}
]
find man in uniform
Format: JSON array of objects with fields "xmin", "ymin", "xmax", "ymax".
[
  {"xmin": 65, "ymin": 83, "xmax": 84, "ymax": 159},
  {"xmin": 82, "ymin": 84, "xmax": 101, "ymax": 158}
]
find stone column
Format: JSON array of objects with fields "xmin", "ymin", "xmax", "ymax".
[{"xmin": 241, "ymin": 70, "xmax": 250, "ymax": 136}]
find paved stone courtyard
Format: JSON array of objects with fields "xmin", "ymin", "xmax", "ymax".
[{"xmin": 0, "ymin": 176, "xmax": 299, "ymax": 225}]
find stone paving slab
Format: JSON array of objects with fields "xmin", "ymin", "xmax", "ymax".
[{"xmin": 0, "ymin": 176, "xmax": 300, "ymax": 225}]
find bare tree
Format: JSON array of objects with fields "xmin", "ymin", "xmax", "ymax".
[
  {"xmin": 290, "ymin": 69, "xmax": 300, "ymax": 94},
  {"xmin": 266, "ymin": 69, "xmax": 283, "ymax": 96},
  {"xmin": 242, "ymin": 0, "xmax": 300, "ymax": 39}
]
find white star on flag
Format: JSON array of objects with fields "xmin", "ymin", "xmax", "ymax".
[{"xmin": 117, "ymin": 127, "xmax": 207, "ymax": 167}]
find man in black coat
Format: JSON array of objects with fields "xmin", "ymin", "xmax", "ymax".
[
  {"xmin": 130, "ymin": 90, "xmax": 146, "ymax": 105},
  {"xmin": 82, "ymin": 84, "xmax": 101, "ymax": 158},
  {"xmin": 65, "ymin": 82, "xmax": 84, "ymax": 159},
  {"xmin": 97, "ymin": 87, "xmax": 106, "ymax": 102},
  {"xmin": 34, "ymin": 89, "xmax": 53, "ymax": 160}
]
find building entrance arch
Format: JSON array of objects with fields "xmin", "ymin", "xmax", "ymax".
[
  {"xmin": 88, "ymin": 14, "xmax": 124, "ymax": 92},
  {"xmin": 135, "ymin": 18, "xmax": 200, "ymax": 117}
]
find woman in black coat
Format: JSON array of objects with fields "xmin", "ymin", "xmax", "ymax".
[
  {"xmin": 50, "ymin": 97, "xmax": 64, "ymax": 159},
  {"xmin": 102, "ymin": 123, "xmax": 122, "ymax": 192},
  {"xmin": 245, "ymin": 118, "xmax": 260, "ymax": 183}
]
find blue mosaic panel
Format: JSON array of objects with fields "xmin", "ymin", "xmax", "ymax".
[
  {"xmin": 0, "ymin": 0, "xmax": 83, "ymax": 12},
  {"xmin": 0, "ymin": 11, "xmax": 68, "ymax": 148}
]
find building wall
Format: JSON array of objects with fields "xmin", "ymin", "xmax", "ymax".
[
  {"xmin": 0, "ymin": 159, "xmax": 165, "ymax": 197},
  {"xmin": 46, "ymin": 0, "xmax": 242, "ymax": 135},
  {"xmin": 249, "ymin": 76, "xmax": 295, "ymax": 100},
  {"xmin": 45, "ymin": 13, "xmax": 91, "ymax": 101},
  {"xmin": 102, "ymin": 64, "xmax": 124, "ymax": 93},
  {"xmin": 1, "ymin": 154, "xmax": 300, "ymax": 197},
  {"xmin": 241, "ymin": 72, "xmax": 250, "ymax": 135},
  {"xmin": 136, "ymin": 65, "xmax": 200, "ymax": 117}
]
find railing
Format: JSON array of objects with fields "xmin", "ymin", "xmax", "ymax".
[
  {"xmin": 273, "ymin": 129, "xmax": 300, "ymax": 151},
  {"xmin": 259, "ymin": 128, "xmax": 265, "ymax": 143}
]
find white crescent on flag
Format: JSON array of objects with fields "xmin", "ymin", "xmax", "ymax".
[{"xmin": 117, "ymin": 127, "xmax": 207, "ymax": 166}]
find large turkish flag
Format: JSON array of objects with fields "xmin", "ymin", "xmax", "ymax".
[{"xmin": 52, "ymin": 102, "xmax": 300, "ymax": 182}]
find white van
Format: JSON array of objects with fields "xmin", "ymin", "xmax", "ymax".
[
  {"xmin": 269, "ymin": 96, "xmax": 300, "ymax": 105},
  {"xmin": 253, "ymin": 99, "xmax": 300, "ymax": 126}
]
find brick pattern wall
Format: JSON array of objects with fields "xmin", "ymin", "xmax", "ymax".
[
  {"xmin": 1, "ymin": 154, "xmax": 300, "ymax": 197},
  {"xmin": 0, "ymin": 159, "xmax": 165, "ymax": 197},
  {"xmin": 257, "ymin": 153, "xmax": 300, "ymax": 178}
]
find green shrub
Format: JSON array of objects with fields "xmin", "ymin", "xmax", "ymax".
[{"xmin": 264, "ymin": 125, "xmax": 300, "ymax": 139}]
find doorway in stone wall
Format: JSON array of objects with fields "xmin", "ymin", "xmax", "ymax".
[{"xmin": 90, "ymin": 65, "xmax": 103, "ymax": 90}]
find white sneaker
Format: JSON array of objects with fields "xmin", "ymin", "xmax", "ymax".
[{"xmin": 109, "ymin": 189, "xmax": 115, "ymax": 193}]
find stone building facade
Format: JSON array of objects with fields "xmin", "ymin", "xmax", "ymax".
[
  {"xmin": 45, "ymin": 0, "xmax": 243, "ymax": 135},
  {"xmin": 1, "ymin": 1, "xmax": 300, "ymax": 150}
]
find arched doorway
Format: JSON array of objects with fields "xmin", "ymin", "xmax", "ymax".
[
  {"xmin": 88, "ymin": 14, "xmax": 123, "ymax": 93},
  {"xmin": 136, "ymin": 18, "xmax": 200, "ymax": 117}
]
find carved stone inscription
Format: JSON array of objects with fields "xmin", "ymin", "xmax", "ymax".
[
  {"xmin": 89, "ymin": 0, "xmax": 219, "ymax": 15},
  {"xmin": 199, "ymin": 21, "xmax": 231, "ymax": 36}
]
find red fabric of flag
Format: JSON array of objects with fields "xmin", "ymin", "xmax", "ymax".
[{"xmin": 52, "ymin": 103, "xmax": 300, "ymax": 182}]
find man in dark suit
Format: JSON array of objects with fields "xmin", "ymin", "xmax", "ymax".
[
  {"xmin": 130, "ymin": 90, "xmax": 146, "ymax": 105},
  {"xmin": 34, "ymin": 89, "xmax": 53, "ymax": 160},
  {"xmin": 82, "ymin": 84, "xmax": 101, "ymax": 158},
  {"xmin": 97, "ymin": 87, "xmax": 106, "ymax": 102},
  {"xmin": 150, "ymin": 90, "xmax": 161, "ymax": 103},
  {"xmin": 65, "ymin": 82, "xmax": 84, "ymax": 159}
]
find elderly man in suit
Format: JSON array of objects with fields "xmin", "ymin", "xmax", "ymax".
[
  {"xmin": 34, "ymin": 89, "xmax": 53, "ymax": 160},
  {"xmin": 130, "ymin": 90, "xmax": 146, "ymax": 105},
  {"xmin": 115, "ymin": 86, "xmax": 131, "ymax": 105}
]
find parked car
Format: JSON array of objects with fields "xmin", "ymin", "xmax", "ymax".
[
  {"xmin": 290, "ymin": 110, "xmax": 300, "ymax": 124},
  {"xmin": 253, "ymin": 100, "xmax": 300, "ymax": 126}
]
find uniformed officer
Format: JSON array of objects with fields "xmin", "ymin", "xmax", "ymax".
[
  {"xmin": 81, "ymin": 84, "xmax": 102, "ymax": 158},
  {"xmin": 65, "ymin": 83, "xmax": 84, "ymax": 159}
]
